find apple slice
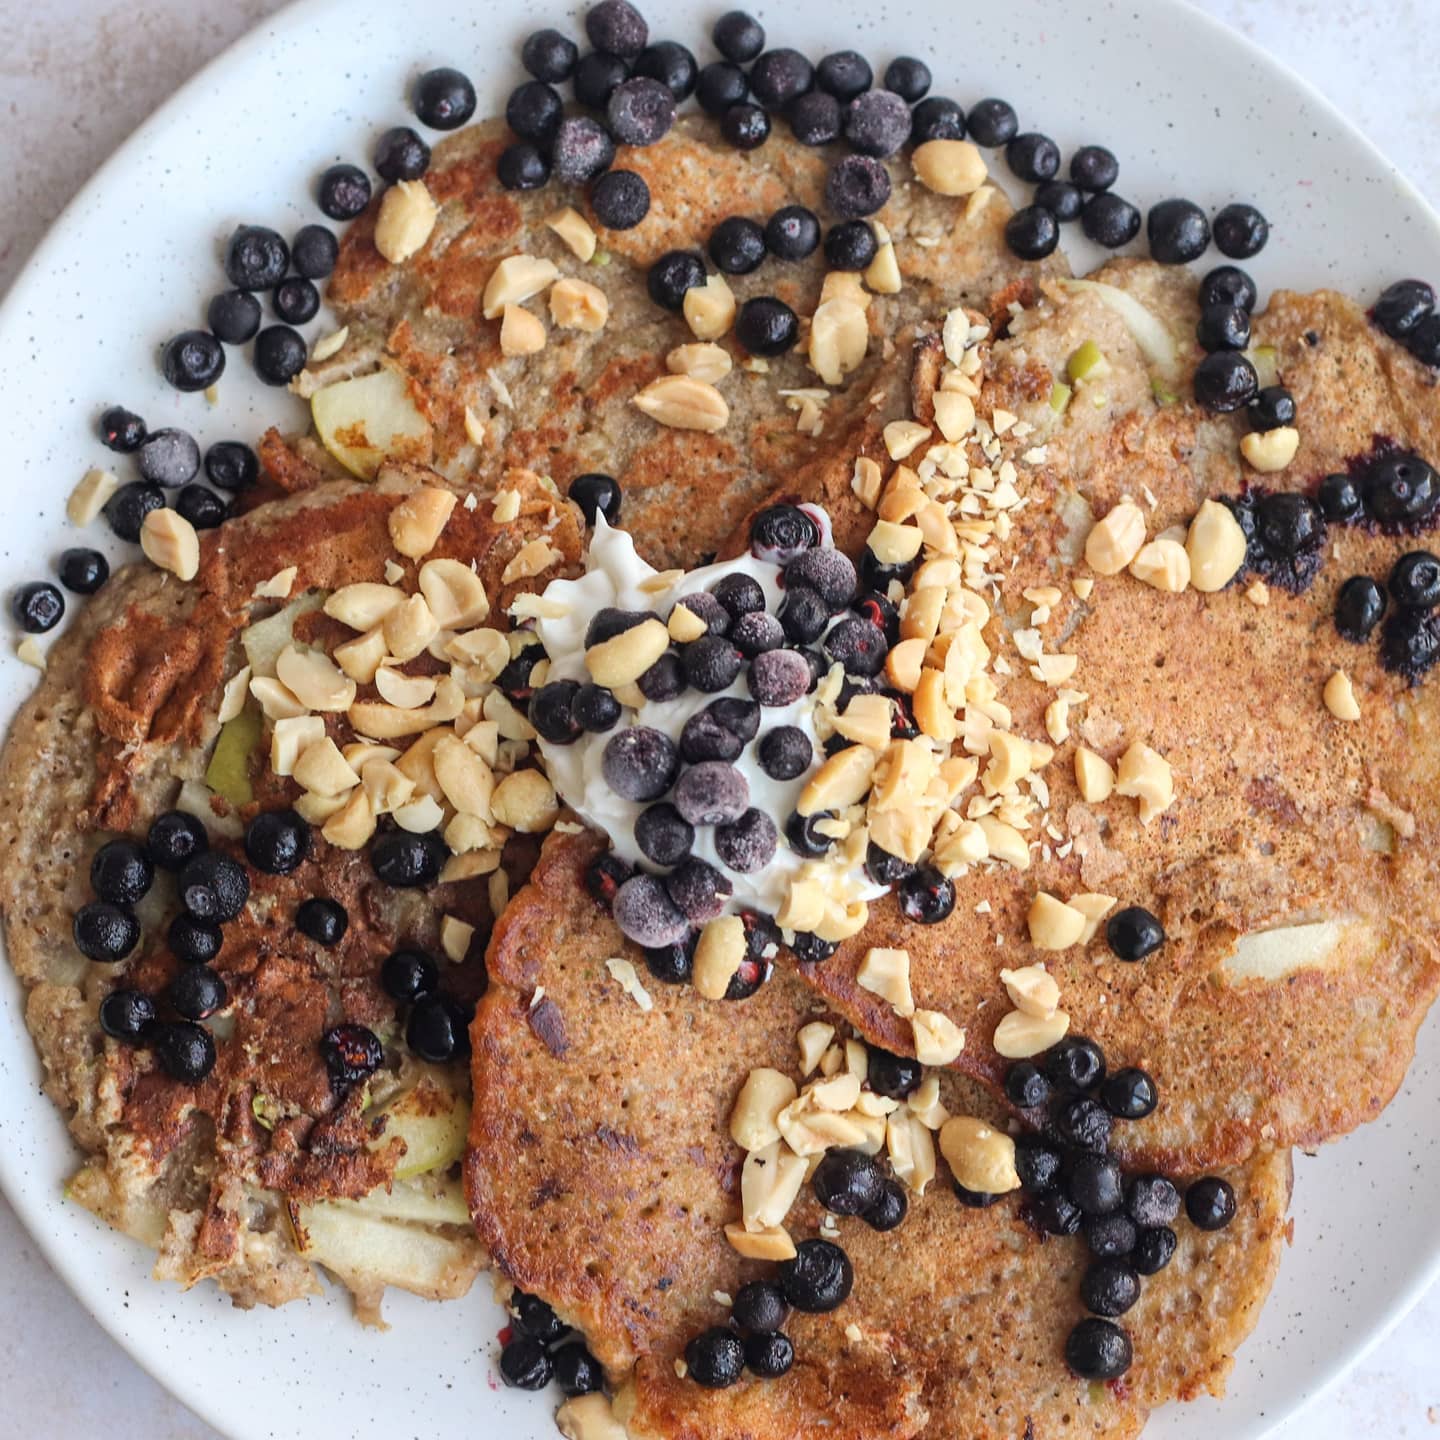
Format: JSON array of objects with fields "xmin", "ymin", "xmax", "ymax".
[
  {"xmin": 310, "ymin": 367, "xmax": 432, "ymax": 480},
  {"xmin": 366, "ymin": 1075, "xmax": 471, "ymax": 1179},
  {"xmin": 204, "ymin": 707, "xmax": 262, "ymax": 807},
  {"xmin": 345, "ymin": 1174, "xmax": 470, "ymax": 1227},
  {"xmin": 241, "ymin": 592, "xmax": 324, "ymax": 678}
]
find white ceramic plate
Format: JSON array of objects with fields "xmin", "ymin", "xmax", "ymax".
[{"xmin": 1, "ymin": 0, "xmax": 1437, "ymax": 1436}]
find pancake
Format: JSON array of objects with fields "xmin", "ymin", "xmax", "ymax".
[
  {"xmin": 280, "ymin": 115, "xmax": 1062, "ymax": 569},
  {"xmin": 756, "ymin": 260, "xmax": 1440, "ymax": 1171},
  {"xmin": 0, "ymin": 464, "xmax": 581, "ymax": 1315},
  {"xmin": 466, "ymin": 831, "xmax": 1291, "ymax": 1439}
]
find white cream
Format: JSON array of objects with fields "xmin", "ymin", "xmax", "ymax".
[{"xmin": 533, "ymin": 515, "xmax": 883, "ymax": 919}]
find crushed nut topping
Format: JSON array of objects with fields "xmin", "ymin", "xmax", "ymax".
[{"xmin": 374, "ymin": 180, "xmax": 438, "ymax": 265}]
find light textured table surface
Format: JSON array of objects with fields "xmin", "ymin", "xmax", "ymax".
[{"xmin": 1, "ymin": 0, "xmax": 1438, "ymax": 1436}]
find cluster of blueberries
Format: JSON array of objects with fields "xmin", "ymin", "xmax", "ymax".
[
  {"xmin": 497, "ymin": 1290, "xmax": 605, "ymax": 1396},
  {"xmin": 1189, "ymin": 264, "xmax": 1292, "ymax": 420},
  {"xmin": 8, "ymin": 409, "xmax": 257, "ymax": 636},
  {"xmin": 78, "ymin": 801, "xmax": 475, "ymax": 1085},
  {"xmin": 1372, "ymin": 277, "xmax": 1440, "ymax": 369}
]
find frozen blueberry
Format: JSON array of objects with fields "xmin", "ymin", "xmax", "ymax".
[
  {"xmin": 574, "ymin": 51, "xmax": 631, "ymax": 108},
  {"xmin": 1013, "ymin": 1134, "xmax": 1063, "ymax": 1193},
  {"xmin": 637, "ymin": 652, "xmax": 686, "ymax": 702},
  {"xmin": 522, "ymin": 27, "xmax": 578, "ymax": 82},
  {"xmin": 749, "ymin": 648, "xmax": 811, "ymax": 707},
  {"xmin": 815, "ymin": 49, "xmax": 871, "ymax": 101},
  {"xmin": 682, "ymin": 636, "xmax": 743, "ymax": 693},
  {"xmin": 413, "ymin": 67, "xmax": 477, "ymax": 129},
  {"xmin": 824, "ymin": 615, "xmax": 887, "ymax": 676},
  {"xmin": 99, "ymin": 405, "xmax": 146, "ymax": 453},
  {"xmin": 1185, "ymin": 1176, "xmax": 1237, "ymax": 1230},
  {"xmin": 785, "ymin": 548, "xmax": 857, "ymax": 609},
  {"xmin": 721, "ymin": 102, "xmax": 770, "ymax": 150},
  {"xmin": 680, "ymin": 706, "xmax": 744, "ymax": 763},
  {"xmin": 498, "ymin": 142, "xmax": 550, "ymax": 191},
  {"xmin": 374, "ymin": 125, "xmax": 431, "ymax": 182},
  {"xmin": 273, "ymin": 276, "xmax": 320, "ymax": 325},
  {"xmin": 530, "ymin": 680, "xmax": 583, "ymax": 744},
  {"xmin": 102, "ymin": 482, "xmax": 165, "ymax": 542},
  {"xmin": 844, "ymin": 89, "xmax": 911, "ymax": 158},
  {"xmin": 1193, "ymin": 350, "xmax": 1258, "ymax": 412},
  {"xmin": 91, "ymin": 839, "xmax": 153, "ymax": 906},
  {"xmin": 744, "ymin": 1331, "xmax": 793, "ymax": 1378},
  {"xmin": 1054, "ymin": 1095, "xmax": 1113, "ymax": 1153},
  {"xmin": 1005, "ymin": 1061, "xmax": 1051, "ymax": 1111},
  {"xmin": 1197, "ymin": 301, "xmax": 1250, "ymax": 352},
  {"xmin": 205, "ymin": 441, "xmax": 258, "ymax": 491},
  {"xmin": 710, "ymin": 572, "xmax": 766, "ymax": 619},
  {"xmin": 137, "ymin": 428, "xmax": 200, "ymax": 487},
  {"xmin": 1380, "ymin": 609, "xmax": 1440, "ymax": 678},
  {"xmin": 866, "ymin": 1047, "xmax": 921, "ymax": 1099},
  {"xmin": 1125, "ymin": 1175, "xmax": 1181, "ymax": 1228},
  {"xmin": 224, "ymin": 224, "xmax": 289, "ymax": 289},
  {"xmin": 317, "ymin": 163, "xmax": 371, "ymax": 220},
  {"xmin": 779, "ymin": 586, "xmax": 828, "ymax": 643},
  {"xmin": 58, "ymin": 547, "xmax": 108, "ymax": 595},
  {"xmin": 778, "ymin": 1238, "xmax": 853, "ymax": 1312},
  {"xmin": 1035, "ymin": 180, "xmax": 1082, "ymax": 222},
  {"xmin": 647, "ymin": 249, "xmax": 707, "ymax": 310},
  {"xmin": 672, "ymin": 592, "xmax": 730, "ymax": 637},
  {"xmin": 757, "ymin": 725, "xmax": 812, "ymax": 781},
  {"xmin": 1200, "ymin": 263, "xmax": 1259, "ymax": 312},
  {"xmin": 607, "ymin": 77, "xmax": 675, "ymax": 146},
  {"xmin": 1046, "ymin": 1035, "xmax": 1107, "ymax": 1093},
  {"xmin": 613, "ymin": 873, "xmax": 690, "ymax": 947},
  {"xmin": 1213, "ymin": 202, "xmax": 1269, "ymax": 259},
  {"xmin": 570, "ymin": 680, "xmax": 623, "ymax": 733},
  {"xmin": 674, "ymin": 761, "xmax": 749, "ymax": 825},
  {"xmin": 1081, "ymin": 1260, "xmax": 1141, "ymax": 1318},
  {"xmin": 1082, "ymin": 191, "xmax": 1141, "ymax": 248},
  {"xmin": 1148, "ymin": 197, "xmax": 1210, "ymax": 263},
  {"xmin": 1365, "ymin": 452, "xmax": 1440, "ymax": 526},
  {"xmin": 179, "ymin": 851, "xmax": 250, "ymax": 922},
  {"xmin": 169, "ymin": 964, "xmax": 228, "ymax": 1021},
  {"xmin": 823, "ymin": 220, "xmax": 877, "ymax": 271},
  {"xmin": 1373, "ymin": 278, "xmax": 1435, "ymax": 340},
  {"xmin": 99, "ymin": 989, "xmax": 156, "ymax": 1043},
  {"xmin": 788, "ymin": 90, "xmax": 842, "ymax": 147},
  {"xmin": 635, "ymin": 40, "xmax": 697, "ymax": 99},
  {"xmin": 765, "ymin": 204, "xmax": 820, "ymax": 260},
  {"xmin": 295, "ymin": 897, "xmax": 347, "ymax": 947},
  {"xmin": 635, "ymin": 803, "xmax": 694, "ymax": 865},
  {"xmin": 161, "ymin": 330, "xmax": 225, "ymax": 392},
  {"xmin": 826, "ymin": 154, "xmax": 891, "ymax": 218},
  {"xmin": 74, "ymin": 902, "xmax": 140, "ymax": 963},
  {"xmin": 586, "ymin": 0, "xmax": 648, "ymax": 58},
  {"xmin": 586, "ymin": 852, "xmax": 632, "ymax": 909},
  {"xmin": 696, "ymin": 60, "xmax": 748, "ymax": 115},
  {"xmin": 643, "ymin": 935, "xmax": 695, "ymax": 984},
  {"xmin": 715, "ymin": 808, "xmax": 778, "ymax": 872},
  {"xmin": 505, "ymin": 81, "xmax": 562, "ymax": 145},
  {"xmin": 734, "ymin": 296, "xmax": 798, "ymax": 355},
  {"xmin": 1070, "ymin": 144, "xmax": 1119, "ymax": 191},
  {"xmin": 709, "ymin": 215, "xmax": 766, "ymax": 274},
  {"xmin": 169, "ymin": 914, "xmax": 221, "ymax": 966},
  {"xmin": 1029, "ymin": 1187, "xmax": 1082, "ymax": 1236},
  {"xmin": 1006, "ymin": 205, "xmax": 1060, "ymax": 260},
  {"xmin": 254, "ymin": 326, "xmax": 308, "ymax": 385},
  {"xmin": 11, "ymin": 581, "xmax": 63, "ymax": 633},
  {"xmin": 1007, "ymin": 132, "xmax": 1060, "ymax": 182},
  {"xmin": 175, "ymin": 484, "xmax": 227, "ymax": 531},
  {"xmin": 1131, "ymin": 1226, "xmax": 1177, "ymax": 1277},
  {"xmin": 602, "ymin": 726, "xmax": 679, "ymax": 800},
  {"xmin": 713, "ymin": 9, "xmax": 764, "ymax": 63},
  {"xmin": 966, "ymin": 97, "xmax": 1018, "ymax": 147},
  {"xmin": 910, "ymin": 95, "xmax": 965, "ymax": 143},
  {"xmin": 731, "ymin": 610, "xmax": 784, "ymax": 657},
  {"xmin": 666, "ymin": 857, "xmax": 733, "ymax": 923},
  {"xmin": 883, "ymin": 55, "xmax": 930, "ymax": 101},
  {"xmin": 1086, "ymin": 1212, "xmax": 1138, "ymax": 1259},
  {"xmin": 291, "ymin": 224, "xmax": 339, "ymax": 279},
  {"xmin": 750, "ymin": 48, "xmax": 813, "ymax": 110},
  {"xmin": 381, "ymin": 948, "xmax": 438, "ymax": 1002},
  {"xmin": 954, "ymin": 1184, "xmax": 1003, "ymax": 1208},
  {"xmin": 569, "ymin": 471, "xmax": 622, "ymax": 525},
  {"xmin": 591, "ymin": 169, "xmax": 650, "ymax": 229},
  {"xmin": 685, "ymin": 1328, "xmax": 744, "ymax": 1389}
]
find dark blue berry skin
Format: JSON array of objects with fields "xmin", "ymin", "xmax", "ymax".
[
  {"xmin": 643, "ymin": 936, "xmax": 695, "ymax": 984},
  {"xmin": 1067, "ymin": 1153, "xmax": 1124, "ymax": 1216},
  {"xmin": 1005, "ymin": 1062, "xmax": 1051, "ymax": 1110},
  {"xmin": 205, "ymin": 441, "xmax": 258, "ymax": 492},
  {"xmin": 224, "ymin": 225, "xmax": 288, "ymax": 290},
  {"xmin": 696, "ymin": 60, "xmax": 748, "ymax": 115},
  {"xmin": 1006, "ymin": 132, "xmax": 1060, "ymax": 182},
  {"xmin": 635, "ymin": 803, "xmax": 694, "ymax": 866},
  {"xmin": 1381, "ymin": 609, "xmax": 1440, "ymax": 680},
  {"xmin": 785, "ymin": 810, "xmax": 834, "ymax": 859},
  {"xmin": 647, "ymin": 250, "xmax": 706, "ymax": 310},
  {"xmin": 1081, "ymin": 1260, "xmax": 1141, "ymax": 1318},
  {"xmin": 73, "ymin": 902, "xmax": 140, "ymax": 963},
  {"xmin": 585, "ymin": 0, "xmax": 648, "ymax": 59},
  {"xmin": 103, "ymin": 482, "xmax": 165, "ymax": 543},
  {"xmin": 552, "ymin": 1343, "xmax": 603, "ymax": 1396},
  {"xmin": 1249, "ymin": 385, "xmax": 1296, "ymax": 432},
  {"xmin": 1106, "ymin": 905, "xmax": 1164, "ymax": 960},
  {"xmin": 722, "ymin": 102, "xmax": 770, "ymax": 151},
  {"xmin": 254, "ymin": 326, "xmax": 308, "ymax": 386},
  {"xmin": 371, "ymin": 831, "xmax": 448, "ymax": 888},
  {"xmin": 291, "ymin": 224, "xmax": 339, "ymax": 279},
  {"xmin": 823, "ymin": 220, "xmax": 878, "ymax": 271},
  {"xmin": 498, "ymin": 144, "xmax": 549, "ymax": 191},
  {"xmin": 147, "ymin": 811, "xmax": 209, "ymax": 870},
  {"xmin": 1200, "ymin": 264, "xmax": 1259, "ymax": 311},
  {"xmin": 11, "ymin": 581, "xmax": 64, "ymax": 633},
  {"xmin": 884, "ymin": 56, "xmax": 930, "ymax": 102},
  {"xmin": 382, "ymin": 949, "xmax": 439, "ymax": 1002},
  {"xmin": 1364, "ymin": 452, "xmax": 1440, "ymax": 526},
  {"xmin": 153, "ymin": 1021, "xmax": 217, "ymax": 1083},
  {"xmin": 749, "ymin": 49, "xmax": 813, "ymax": 110},
  {"xmin": 569, "ymin": 473, "xmax": 622, "ymax": 527},
  {"xmin": 1006, "ymin": 206, "xmax": 1060, "ymax": 260},
  {"xmin": 761, "ymin": 205, "xmax": 819, "ymax": 263},
  {"xmin": 591, "ymin": 170, "xmax": 650, "ymax": 230},
  {"xmin": 1390, "ymin": 551, "xmax": 1440, "ymax": 610},
  {"xmin": 606, "ymin": 76, "xmax": 676, "ymax": 146},
  {"xmin": 1319, "ymin": 472, "xmax": 1364, "ymax": 522},
  {"xmin": 733, "ymin": 1282, "xmax": 789, "ymax": 1332},
  {"xmin": 1030, "ymin": 1188, "xmax": 1082, "ymax": 1236},
  {"xmin": 1065, "ymin": 1318, "xmax": 1133, "ymax": 1381},
  {"xmin": 507, "ymin": 80, "xmax": 564, "ymax": 143},
  {"xmin": 58, "ymin": 548, "xmax": 109, "ymax": 595},
  {"xmin": 744, "ymin": 1330, "xmax": 794, "ymax": 1378},
  {"xmin": 296, "ymin": 897, "xmax": 348, "ymax": 947},
  {"xmin": 1070, "ymin": 145, "xmax": 1119, "ymax": 192},
  {"xmin": 1053, "ymin": 1095, "xmax": 1113, "ymax": 1154},
  {"xmin": 522, "ymin": 28, "xmax": 579, "ymax": 83},
  {"xmin": 138, "ymin": 428, "xmax": 201, "ymax": 487},
  {"xmin": 862, "ymin": 1177, "xmax": 909, "ymax": 1231},
  {"xmin": 511, "ymin": 1289, "xmax": 567, "ymax": 1342},
  {"xmin": 634, "ymin": 41, "xmax": 698, "ymax": 101},
  {"xmin": 499, "ymin": 1336, "xmax": 553, "ymax": 1391},
  {"xmin": 1132, "ymin": 1226, "xmax": 1178, "ymax": 1274},
  {"xmin": 1034, "ymin": 180, "xmax": 1082, "ymax": 222},
  {"xmin": 709, "ymin": 216, "xmax": 766, "ymax": 275},
  {"xmin": 868, "ymin": 1047, "xmax": 922, "ymax": 1099},
  {"xmin": 1373, "ymin": 279, "xmax": 1435, "ymax": 340},
  {"xmin": 910, "ymin": 97, "xmax": 965, "ymax": 145},
  {"xmin": 788, "ymin": 91, "xmax": 842, "ymax": 147},
  {"xmin": 551, "ymin": 116, "xmax": 616, "ymax": 185},
  {"xmin": 317, "ymin": 164, "xmax": 372, "ymax": 220},
  {"xmin": 1085, "ymin": 1212, "xmax": 1138, "ymax": 1259},
  {"xmin": 735, "ymin": 296, "xmax": 798, "ymax": 356},
  {"xmin": 413, "ymin": 67, "xmax": 477, "ymax": 130},
  {"xmin": 757, "ymin": 726, "xmax": 813, "ymax": 781},
  {"xmin": 574, "ymin": 51, "xmax": 631, "ymax": 109},
  {"xmin": 778, "ymin": 1239, "xmax": 853, "ymax": 1312},
  {"xmin": 273, "ymin": 277, "xmax": 320, "ymax": 326},
  {"xmin": 815, "ymin": 50, "xmax": 872, "ymax": 101},
  {"xmin": 99, "ymin": 989, "xmax": 156, "ymax": 1043},
  {"xmin": 374, "ymin": 126, "xmax": 431, "ymax": 182},
  {"xmin": 1013, "ymin": 1134, "xmax": 1062, "ymax": 1192},
  {"xmin": 685, "ymin": 1328, "xmax": 744, "ymax": 1389},
  {"xmin": 967, "ymin": 97, "xmax": 1018, "ymax": 147},
  {"xmin": 1101, "ymin": 1066, "xmax": 1159, "ymax": 1120},
  {"xmin": 1213, "ymin": 202, "xmax": 1269, "ymax": 259},
  {"xmin": 1193, "ymin": 351, "xmax": 1258, "ymax": 413},
  {"xmin": 91, "ymin": 839, "xmax": 153, "ymax": 906},
  {"xmin": 789, "ymin": 929, "xmax": 838, "ymax": 962},
  {"xmin": 407, "ymin": 993, "xmax": 471, "ymax": 1063},
  {"xmin": 1082, "ymin": 192, "xmax": 1141, "ymax": 249},
  {"xmin": 1148, "ymin": 197, "xmax": 1210, "ymax": 263},
  {"xmin": 712, "ymin": 10, "xmax": 764, "ymax": 63},
  {"xmin": 896, "ymin": 866, "xmax": 955, "ymax": 925},
  {"xmin": 162, "ymin": 331, "xmax": 225, "ymax": 392},
  {"xmin": 168, "ymin": 964, "xmax": 227, "ymax": 1021},
  {"xmin": 178, "ymin": 852, "xmax": 250, "ymax": 923},
  {"xmin": 244, "ymin": 809, "xmax": 310, "ymax": 876},
  {"xmin": 1126, "ymin": 1175, "xmax": 1181, "ymax": 1228},
  {"xmin": 1185, "ymin": 1176, "xmax": 1237, "ymax": 1230},
  {"xmin": 99, "ymin": 406, "xmax": 146, "ymax": 453},
  {"xmin": 844, "ymin": 89, "xmax": 912, "ymax": 158},
  {"xmin": 1196, "ymin": 303, "xmax": 1251, "ymax": 352},
  {"xmin": 812, "ymin": 1147, "xmax": 884, "ymax": 1216},
  {"xmin": 169, "ymin": 914, "xmax": 222, "ymax": 966},
  {"xmin": 1046, "ymin": 1036, "xmax": 1107, "ymax": 1093}
]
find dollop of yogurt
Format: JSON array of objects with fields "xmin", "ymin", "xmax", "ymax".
[{"xmin": 532, "ymin": 514, "xmax": 884, "ymax": 920}]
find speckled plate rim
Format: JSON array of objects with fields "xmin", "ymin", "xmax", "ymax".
[{"xmin": 0, "ymin": 1, "xmax": 1437, "ymax": 1437}]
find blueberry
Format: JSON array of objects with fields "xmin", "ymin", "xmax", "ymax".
[
  {"xmin": 381, "ymin": 948, "xmax": 438, "ymax": 1002},
  {"xmin": 147, "ymin": 811, "xmax": 209, "ymax": 871},
  {"xmin": 11, "ymin": 581, "xmax": 63, "ymax": 633},
  {"xmin": 1005, "ymin": 1061, "xmax": 1051, "ymax": 1110},
  {"xmin": 530, "ymin": 681, "xmax": 583, "ymax": 745},
  {"xmin": 785, "ymin": 810, "xmax": 834, "ymax": 860},
  {"xmin": 910, "ymin": 96, "xmax": 965, "ymax": 144},
  {"xmin": 844, "ymin": 89, "xmax": 911, "ymax": 158},
  {"xmin": 1081, "ymin": 1260, "xmax": 1140, "ymax": 1318},
  {"xmin": 574, "ymin": 51, "xmax": 632, "ymax": 108},
  {"xmin": 137, "ymin": 428, "xmax": 201, "ymax": 487},
  {"xmin": 296, "ymin": 897, "xmax": 348, "ymax": 947},
  {"xmin": 1034, "ymin": 180, "xmax": 1082, "ymax": 222},
  {"xmin": 153, "ymin": 1021, "xmax": 217, "ymax": 1083},
  {"xmin": 406, "ymin": 993, "xmax": 471, "ymax": 1062},
  {"xmin": 1373, "ymin": 278, "xmax": 1435, "ymax": 340},
  {"xmin": 757, "ymin": 726, "xmax": 813, "ymax": 781},
  {"xmin": 714, "ymin": 808, "xmax": 778, "ymax": 873},
  {"xmin": 635, "ymin": 40, "xmax": 698, "ymax": 100},
  {"xmin": 169, "ymin": 964, "xmax": 227, "ymax": 1021},
  {"xmin": 507, "ymin": 80, "xmax": 564, "ymax": 141},
  {"xmin": 863, "ymin": 1177, "xmax": 909, "ymax": 1231},
  {"xmin": 788, "ymin": 90, "xmax": 842, "ymax": 147},
  {"xmin": 823, "ymin": 220, "xmax": 878, "ymax": 271},
  {"xmin": 1070, "ymin": 145, "xmax": 1119, "ymax": 191},
  {"xmin": 585, "ymin": 0, "xmax": 648, "ymax": 59},
  {"xmin": 99, "ymin": 405, "xmax": 146, "ymax": 452},
  {"xmin": 681, "ymin": 696, "xmax": 757, "ymax": 759},
  {"xmin": 244, "ymin": 809, "xmax": 310, "ymax": 876},
  {"xmin": 522, "ymin": 28, "xmax": 579, "ymax": 83},
  {"xmin": 1101, "ymin": 1066, "xmax": 1158, "ymax": 1120},
  {"xmin": 1053, "ymin": 1095, "xmax": 1113, "ymax": 1154},
  {"xmin": 751, "ymin": 504, "xmax": 820, "ymax": 564},
  {"xmin": 1185, "ymin": 1176, "xmax": 1237, "ymax": 1230},
  {"xmin": 867, "ymin": 1047, "xmax": 921, "ymax": 1099},
  {"xmin": 1249, "ymin": 385, "xmax": 1296, "ymax": 431},
  {"xmin": 499, "ymin": 1336, "xmax": 553, "ymax": 1391},
  {"xmin": 709, "ymin": 215, "xmax": 766, "ymax": 275},
  {"xmin": 674, "ymin": 761, "xmax": 748, "ymax": 825},
  {"xmin": 712, "ymin": 9, "xmax": 764, "ymax": 63},
  {"xmin": 1390, "ymin": 551, "xmax": 1440, "ymax": 610},
  {"xmin": 635, "ymin": 803, "xmax": 694, "ymax": 866},
  {"xmin": 1148, "ymin": 197, "xmax": 1210, "ymax": 263},
  {"xmin": 161, "ymin": 330, "xmax": 225, "ymax": 392},
  {"xmin": 1213, "ymin": 202, "xmax": 1269, "ymax": 259},
  {"xmin": 565, "ymin": 473, "xmax": 621, "ymax": 531},
  {"xmin": 643, "ymin": 935, "xmax": 694, "ymax": 984},
  {"xmin": 826, "ymin": 154, "xmax": 891, "ymax": 218},
  {"xmin": 1199, "ymin": 264, "xmax": 1259, "ymax": 312},
  {"xmin": 205, "ymin": 441, "xmax": 259, "ymax": 492},
  {"xmin": 721, "ymin": 102, "xmax": 770, "ymax": 151},
  {"xmin": 1006, "ymin": 205, "xmax": 1060, "ymax": 261},
  {"xmin": 273, "ymin": 277, "xmax": 320, "ymax": 326},
  {"xmin": 647, "ymin": 250, "xmax": 707, "ymax": 310},
  {"xmin": 696, "ymin": 61, "xmax": 749, "ymax": 116},
  {"xmin": 585, "ymin": 852, "xmax": 632, "ymax": 908},
  {"xmin": 1132, "ymin": 1225, "xmax": 1178, "ymax": 1275},
  {"xmin": 370, "ymin": 830, "xmax": 447, "ymax": 888},
  {"xmin": 1256, "ymin": 492, "xmax": 1323, "ymax": 558},
  {"xmin": 1029, "ymin": 1187, "xmax": 1082, "ymax": 1235},
  {"xmin": 790, "ymin": 930, "xmax": 838, "ymax": 963},
  {"xmin": 1045, "ymin": 1036, "xmax": 1106, "ymax": 1093},
  {"xmin": 1365, "ymin": 452, "xmax": 1439, "ymax": 525},
  {"xmin": 58, "ymin": 547, "xmax": 109, "ymax": 595},
  {"xmin": 778, "ymin": 586, "xmax": 828, "ymax": 643},
  {"xmin": 169, "ymin": 914, "xmax": 222, "ymax": 966},
  {"xmin": 1318, "ymin": 472, "xmax": 1363, "ymax": 523},
  {"xmin": 749, "ymin": 648, "xmax": 811, "ymax": 706},
  {"xmin": 552, "ymin": 1344, "xmax": 602, "ymax": 1397},
  {"xmin": 254, "ymin": 325, "xmax": 308, "ymax": 385},
  {"xmin": 1067, "ymin": 1153, "xmax": 1124, "ymax": 1215},
  {"xmin": 749, "ymin": 48, "xmax": 813, "ymax": 110},
  {"xmin": 733, "ymin": 1280, "xmax": 788, "ymax": 1332},
  {"xmin": 859, "ymin": 547, "xmax": 917, "ymax": 592},
  {"xmin": 91, "ymin": 839, "xmax": 153, "ymax": 906},
  {"xmin": 744, "ymin": 1330, "xmax": 793, "ymax": 1378},
  {"xmin": 613, "ymin": 874, "xmax": 689, "ymax": 947},
  {"xmin": 778, "ymin": 1238, "xmax": 852, "ymax": 1312},
  {"xmin": 813, "ymin": 1148, "xmax": 883, "ymax": 1216},
  {"xmin": 897, "ymin": 866, "xmax": 954, "ymax": 925},
  {"xmin": 966, "ymin": 97, "xmax": 1018, "ymax": 147},
  {"xmin": 730, "ymin": 611, "xmax": 783, "ymax": 658},
  {"xmin": 374, "ymin": 125, "xmax": 432, "ymax": 182},
  {"xmin": 1007, "ymin": 132, "xmax": 1060, "ymax": 182},
  {"xmin": 413, "ymin": 66, "xmax": 477, "ymax": 129},
  {"xmin": 606, "ymin": 76, "xmax": 675, "ymax": 146},
  {"xmin": 1196, "ymin": 302, "xmax": 1251, "ymax": 352},
  {"xmin": 1380, "ymin": 609, "xmax": 1440, "ymax": 679},
  {"xmin": 512, "ymin": 1289, "xmax": 567, "ymax": 1342},
  {"xmin": 224, "ymin": 224, "xmax": 289, "ymax": 289},
  {"xmin": 99, "ymin": 989, "xmax": 156, "ymax": 1043},
  {"xmin": 1126, "ymin": 1175, "xmax": 1181, "ymax": 1228},
  {"xmin": 1106, "ymin": 905, "xmax": 1164, "ymax": 961},
  {"xmin": 73, "ymin": 902, "xmax": 140, "ymax": 962},
  {"xmin": 883, "ymin": 55, "xmax": 930, "ymax": 102},
  {"xmin": 603, "ymin": 727, "xmax": 679, "ymax": 801},
  {"xmin": 288, "ymin": 227, "xmax": 338, "ymax": 284},
  {"xmin": 1085, "ymin": 1212, "xmax": 1138, "ymax": 1259},
  {"xmin": 1066, "ymin": 1318, "xmax": 1132, "ymax": 1380},
  {"xmin": 665, "ymin": 858, "xmax": 732, "ymax": 924},
  {"xmin": 102, "ymin": 482, "xmax": 165, "ymax": 542},
  {"xmin": 497, "ymin": 143, "xmax": 550, "ymax": 191},
  {"xmin": 591, "ymin": 169, "xmax": 650, "ymax": 229},
  {"xmin": 1013, "ymin": 1134, "xmax": 1062, "ymax": 1192},
  {"xmin": 1082, "ymin": 192, "xmax": 1141, "ymax": 248},
  {"xmin": 685, "ymin": 1327, "xmax": 744, "ymax": 1388},
  {"xmin": 735, "ymin": 296, "xmax": 799, "ymax": 355},
  {"xmin": 815, "ymin": 49, "xmax": 872, "ymax": 101},
  {"xmin": 1406, "ymin": 317, "xmax": 1440, "ymax": 369},
  {"xmin": 317, "ymin": 163, "xmax": 371, "ymax": 220},
  {"xmin": 953, "ymin": 1183, "xmax": 1003, "ymax": 1208},
  {"xmin": 827, "ymin": 616, "xmax": 888, "ymax": 676},
  {"xmin": 1193, "ymin": 350, "xmax": 1258, "ymax": 412},
  {"xmin": 707, "ymin": 573, "xmax": 764, "ymax": 621},
  {"xmin": 785, "ymin": 548, "xmax": 857, "ymax": 609}
]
